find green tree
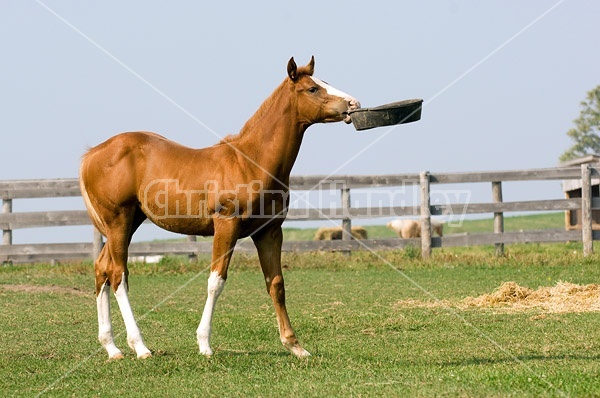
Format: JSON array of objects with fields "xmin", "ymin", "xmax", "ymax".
[{"xmin": 560, "ymin": 85, "xmax": 600, "ymax": 163}]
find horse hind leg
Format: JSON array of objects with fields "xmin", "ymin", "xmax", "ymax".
[
  {"xmin": 95, "ymin": 245, "xmax": 124, "ymax": 359},
  {"xmin": 113, "ymin": 270, "xmax": 152, "ymax": 359},
  {"xmin": 98, "ymin": 208, "xmax": 151, "ymax": 359},
  {"xmin": 113, "ymin": 209, "xmax": 151, "ymax": 358}
]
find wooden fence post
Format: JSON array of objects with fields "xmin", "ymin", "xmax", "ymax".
[
  {"xmin": 188, "ymin": 235, "xmax": 198, "ymax": 263},
  {"xmin": 92, "ymin": 228, "xmax": 104, "ymax": 261},
  {"xmin": 2, "ymin": 199, "xmax": 12, "ymax": 246},
  {"xmin": 419, "ymin": 171, "xmax": 432, "ymax": 259},
  {"xmin": 2, "ymin": 199, "xmax": 12, "ymax": 264},
  {"xmin": 581, "ymin": 164, "xmax": 593, "ymax": 256},
  {"xmin": 341, "ymin": 187, "xmax": 352, "ymax": 256},
  {"xmin": 492, "ymin": 181, "xmax": 504, "ymax": 257}
]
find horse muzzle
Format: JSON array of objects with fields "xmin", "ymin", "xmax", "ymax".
[{"xmin": 344, "ymin": 99, "xmax": 361, "ymax": 124}]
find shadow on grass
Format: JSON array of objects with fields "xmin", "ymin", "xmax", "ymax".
[
  {"xmin": 216, "ymin": 349, "xmax": 294, "ymax": 358},
  {"xmin": 149, "ymin": 348, "xmax": 293, "ymax": 358},
  {"xmin": 437, "ymin": 353, "xmax": 600, "ymax": 367}
]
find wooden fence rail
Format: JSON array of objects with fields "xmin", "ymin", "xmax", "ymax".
[{"xmin": 1, "ymin": 166, "xmax": 598, "ymax": 263}]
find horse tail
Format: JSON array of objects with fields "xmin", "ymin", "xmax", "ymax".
[{"xmin": 79, "ymin": 152, "xmax": 107, "ymax": 237}]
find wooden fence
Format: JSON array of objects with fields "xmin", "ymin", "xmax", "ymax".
[{"xmin": 1, "ymin": 165, "xmax": 598, "ymax": 263}]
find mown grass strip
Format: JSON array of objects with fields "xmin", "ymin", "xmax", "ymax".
[{"xmin": 1, "ymin": 243, "xmax": 598, "ymax": 397}]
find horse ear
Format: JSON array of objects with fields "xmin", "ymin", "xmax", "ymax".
[
  {"xmin": 287, "ymin": 57, "xmax": 298, "ymax": 81},
  {"xmin": 305, "ymin": 56, "xmax": 315, "ymax": 76}
]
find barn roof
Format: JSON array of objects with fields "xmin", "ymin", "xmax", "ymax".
[{"xmin": 561, "ymin": 154, "xmax": 600, "ymax": 192}]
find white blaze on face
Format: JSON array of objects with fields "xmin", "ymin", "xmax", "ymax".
[{"xmin": 310, "ymin": 76, "xmax": 361, "ymax": 109}]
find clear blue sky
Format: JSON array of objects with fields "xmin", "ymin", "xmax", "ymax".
[{"xmin": 1, "ymin": 1, "xmax": 599, "ymax": 243}]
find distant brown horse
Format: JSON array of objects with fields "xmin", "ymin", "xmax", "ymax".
[{"xmin": 80, "ymin": 57, "xmax": 360, "ymax": 359}]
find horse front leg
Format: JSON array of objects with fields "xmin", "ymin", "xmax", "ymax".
[
  {"xmin": 252, "ymin": 226, "xmax": 310, "ymax": 358},
  {"xmin": 197, "ymin": 218, "xmax": 239, "ymax": 357}
]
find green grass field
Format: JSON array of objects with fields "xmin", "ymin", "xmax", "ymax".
[{"xmin": 1, "ymin": 238, "xmax": 599, "ymax": 397}]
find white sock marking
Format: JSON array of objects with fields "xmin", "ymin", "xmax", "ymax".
[
  {"xmin": 197, "ymin": 270, "xmax": 226, "ymax": 356},
  {"xmin": 96, "ymin": 282, "xmax": 122, "ymax": 358},
  {"xmin": 114, "ymin": 273, "xmax": 151, "ymax": 358}
]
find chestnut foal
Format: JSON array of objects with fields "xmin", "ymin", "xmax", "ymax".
[{"xmin": 80, "ymin": 57, "xmax": 360, "ymax": 359}]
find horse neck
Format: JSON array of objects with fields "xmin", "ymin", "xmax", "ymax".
[{"xmin": 235, "ymin": 82, "xmax": 307, "ymax": 184}]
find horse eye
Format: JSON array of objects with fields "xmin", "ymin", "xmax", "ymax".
[{"xmin": 308, "ymin": 86, "xmax": 319, "ymax": 93}]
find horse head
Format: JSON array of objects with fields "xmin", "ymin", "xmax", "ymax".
[{"xmin": 287, "ymin": 56, "xmax": 360, "ymax": 125}]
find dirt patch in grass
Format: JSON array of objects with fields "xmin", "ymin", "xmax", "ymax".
[
  {"xmin": 0, "ymin": 284, "xmax": 90, "ymax": 296},
  {"xmin": 395, "ymin": 281, "xmax": 600, "ymax": 313}
]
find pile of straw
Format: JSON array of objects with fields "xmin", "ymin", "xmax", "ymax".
[
  {"xmin": 463, "ymin": 281, "xmax": 600, "ymax": 313},
  {"xmin": 393, "ymin": 281, "xmax": 600, "ymax": 313}
]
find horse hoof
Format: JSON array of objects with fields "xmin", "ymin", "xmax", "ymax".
[
  {"xmin": 290, "ymin": 345, "xmax": 311, "ymax": 359},
  {"xmin": 137, "ymin": 352, "xmax": 152, "ymax": 359},
  {"xmin": 109, "ymin": 352, "xmax": 124, "ymax": 360},
  {"xmin": 199, "ymin": 348, "xmax": 214, "ymax": 358}
]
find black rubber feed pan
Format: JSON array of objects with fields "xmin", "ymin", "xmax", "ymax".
[{"xmin": 349, "ymin": 99, "xmax": 423, "ymax": 131}]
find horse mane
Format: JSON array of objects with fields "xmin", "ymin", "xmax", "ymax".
[
  {"xmin": 218, "ymin": 81, "xmax": 287, "ymax": 145},
  {"xmin": 217, "ymin": 66, "xmax": 311, "ymax": 145}
]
